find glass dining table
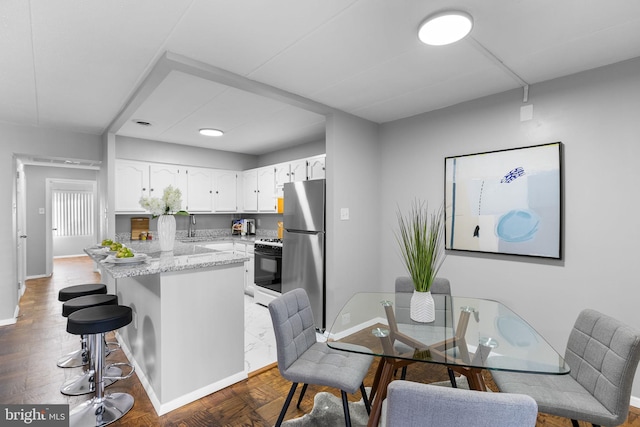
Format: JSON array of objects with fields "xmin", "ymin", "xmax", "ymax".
[{"xmin": 326, "ymin": 292, "xmax": 570, "ymax": 427}]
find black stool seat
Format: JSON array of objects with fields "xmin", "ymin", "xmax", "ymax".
[
  {"xmin": 67, "ymin": 305, "xmax": 132, "ymax": 336},
  {"xmin": 62, "ymin": 294, "xmax": 118, "ymax": 317},
  {"xmin": 58, "ymin": 283, "xmax": 107, "ymax": 302}
]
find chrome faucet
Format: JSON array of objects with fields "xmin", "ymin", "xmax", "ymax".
[{"xmin": 188, "ymin": 214, "xmax": 196, "ymax": 237}]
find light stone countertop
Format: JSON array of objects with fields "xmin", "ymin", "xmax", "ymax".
[{"xmin": 85, "ymin": 239, "xmax": 249, "ymax": 279}]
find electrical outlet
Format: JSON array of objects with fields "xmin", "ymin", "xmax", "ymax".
[{"xmin": 341, "ymin": 312, "xmax": 351, "ymax": 325}]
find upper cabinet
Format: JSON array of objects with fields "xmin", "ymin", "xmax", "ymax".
[
  {"xmin": 244, "ymin": 167, "xmax": 277, "ymax": 212},
  {"xmin": 149, "ymin": 164, "xmax": 188, "ymax": 203},
  {"xmin": 213, "ymin": 170, "xmax": 239, "ymax": 212},
  {"xmin": 307, "ymin": 155, "xmax": 326, "ymax": 180},
  {"xmin": 115, "ymin": 160, "xmax": 239, "ymax": 213},
  {"xmin": 115, "ymin": 160, "xmax": 149, "ymax": 212},
  {"xmin": 186, "ymin": 167, "xmax": 214, "ymax": 212},
  {"xmin": 114, "ymin": 155, "xmax": 324, "ymax": 214}
]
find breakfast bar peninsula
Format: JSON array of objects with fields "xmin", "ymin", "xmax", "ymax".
[{"xmin": 85, "ymin": 240, "xmax": 248, "ymax": 415}]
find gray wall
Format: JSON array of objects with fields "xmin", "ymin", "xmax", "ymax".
[
  {"xmin": 116, "ymin": 135, "xmax": 257, "ymax": 170},
  {"xmin": 24, "ymin": 166, "xmax": 98, "ymax": 276},
  {"xmin": 257, "ymin": 139, "xmax": 325, "ymax": 166},
  {"xmin": 378, "ymin": 57, "xmax": 640, "ymax": 397},
  {"xmin": 325, "ymin": 111, "xmax": 381, "ymax": 328},
  {"xmin": 0, "ymin": 122, "xmax": 102, "ymax": 322}
]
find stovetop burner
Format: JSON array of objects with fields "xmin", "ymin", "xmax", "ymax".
[{"xmin": 255, "ymin": 238, "xmax": 283, "ymax": 248}]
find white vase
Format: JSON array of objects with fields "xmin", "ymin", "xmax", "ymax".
[
  {"xmin": 157, "ymin": 215, "xmax": 176, "ymax": 252},
  {"xmin": 410, "ymin": 290, "xmax": 435, "ymax": 323}
]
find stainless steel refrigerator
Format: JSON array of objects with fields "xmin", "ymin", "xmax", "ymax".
[{"xmin": 282, "ymin": 179, "xmax": 326, "ymax": 330}]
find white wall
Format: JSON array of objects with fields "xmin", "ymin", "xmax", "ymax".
[
  {"xmin": 0, "ymin": 122, "xmax": 102, "ymax": 322},
  {"xmin": 378, "ymin": 57, "xmax": 640, "ymax": 397},
  {"xmin": 325, "ymin": 111, "xmax": 381, "ymax": 328}
]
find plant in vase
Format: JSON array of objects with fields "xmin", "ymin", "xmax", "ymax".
[
  {"xmin": 139, "ymin": 185, "xmax": 188, "ymax": 251},
  {"xmin": 395, "ymin": 200, "xmax": 445, "ymax": 322}
]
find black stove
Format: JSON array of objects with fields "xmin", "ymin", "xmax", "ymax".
[{"xmin": 254, "ymin": 238, "xmax": 283, "ymax": 250}]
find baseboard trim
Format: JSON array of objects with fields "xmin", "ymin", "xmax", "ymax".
[
  {"xmin": 631, "ymin": 395, "xmax": 639, "ymax": 409},
  {"xmin": 26, "ymin": 274, "xmax": 50, "ymax": 280},
  {"xmin": 0, "ymin": 308, "xmax": 18, "ymax": 327}
]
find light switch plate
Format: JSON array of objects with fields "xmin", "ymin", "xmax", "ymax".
[{"xmin": 340, "ymin": 208, "xmax": 349, "ymax": 220}]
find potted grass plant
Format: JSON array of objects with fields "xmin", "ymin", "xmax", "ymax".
[{"xmin": 395, "ymin": 200, "xmax": 445, "ymax": 322}]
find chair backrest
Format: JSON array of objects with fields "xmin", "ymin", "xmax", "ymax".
[
  {"xmin": 395, "ymin": 276, "xmax": 451, "ymax": 326},
  {"xmin": 565, "ymin": 309, "xmax": 640, "ymax": 425},
  {"xmin": 268, "ymin": 288, "xmax": 318, "ymax": 373},
  {"xmin": 385, "ymin": 380, "xmax": 537, "ymax": 426}
]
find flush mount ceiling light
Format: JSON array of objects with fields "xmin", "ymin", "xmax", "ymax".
[
  {"xmin": 418, "ymin": 11, "xmax": 473, "ymax": 46},
  {"xmin": 199, "ymin": 128, "xmax": 224, "ymax": 137}
]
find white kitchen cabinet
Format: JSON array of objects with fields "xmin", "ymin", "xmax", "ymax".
[
  {"xmin": 186, "ymin": 167, "xmax": 214, "ymax": 212},
  {"xmin": 257, "ymin": 166, "xmax": 277, "ymax": 212},
  {"xmin": 275, "ymin": 159, "xmax": 307, "ymax": 189},
  {"xmin": 235, "ymin": 242, "xmax": 255, "ymax": 296},
  {"xmin": 307, "ymin": 155, "xmax": 326, "ymax": 180},
  {"xmin": 149, "ymin": 164, "xmax": 188, "ymax": 205},
  {"xmin": 115, "ymin": 159, "xmax": 150, "ymax": 212},
  {"xmin": 243, "ymin": 167, "xmax": 277, "ymax": 212},
  {"xmin": 242, "ymin": 169, "xmax": 258, "ymax": 212},
  {"xmin": 289, "ymin": 159, "xmax": 308, "ymax": 182},
  {"xmin": 213, "ymin": 170, "xmax": 238, "ymax": 212},
  {"xmin": 274, "ymin": 163, "xmax": 290, "ymax": 188}
]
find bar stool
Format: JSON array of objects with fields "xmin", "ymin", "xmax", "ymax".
[
  {"xmin": 57, "ymin": 283, "xmax": 107, "ymax": 368},
  {"xmin": 60, "ymin": 294, "xmax": 121, "ymax": 396},
  {"xmin": 67, "ymin": 305, "xmax": 135, "ymax": 427}
]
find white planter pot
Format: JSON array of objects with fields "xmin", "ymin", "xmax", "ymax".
[
  {"xmin": 157, "ymin": 215, "xmax": 176, "ymax": 252},
  {"xmin": 410, "ymin": 290, "xmax": 435, "ymax": 323}
]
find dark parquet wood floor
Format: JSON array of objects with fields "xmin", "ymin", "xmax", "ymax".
[{"xmin": 1, "ymin": 256, "xmax": 638, "ymax": 426}]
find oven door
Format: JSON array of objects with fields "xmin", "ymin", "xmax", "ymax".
[{"xmin": 254, "ymin": 249, "xmax": 282, "ymax": 294}]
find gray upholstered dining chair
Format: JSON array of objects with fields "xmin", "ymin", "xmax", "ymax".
[
  {"xmin": 268, "ymin": 288, "xmax": 374, "ymax": 427},
  {"xmin": 492, "ymin": 309, "xmax": 640, "ymax": 427},
  {"xmin": 383, "ymin": 380, "xmax": 538, "ymax": 427},
  {"xmin": 394, "ymin": 276, "xmax": 456, "ymax": 382}
]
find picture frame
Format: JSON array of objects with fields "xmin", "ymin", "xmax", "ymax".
[{"xmin": 444, "ymin": 142, "xmax": 562, "ymax": 259}]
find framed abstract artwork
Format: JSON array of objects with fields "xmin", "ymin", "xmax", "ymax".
[{"xmin": 444, "ymin": 142, "xmax": 562, "ymax": 259}]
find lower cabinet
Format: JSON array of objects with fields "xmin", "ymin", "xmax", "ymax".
[{"xmin": 235, "ymin": 242, "xmax": 255, "ymax": 296}]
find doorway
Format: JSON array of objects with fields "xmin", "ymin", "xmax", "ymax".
[{"xmin": 46, "ymin": 179, "xmax": 98, "ymax": 274}]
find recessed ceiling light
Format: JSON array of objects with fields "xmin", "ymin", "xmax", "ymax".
[
  {"xmin": 418, "ymin": 11, "xmax": 473, "ymax": 46},
  {"xmin": 199, "ymin": 128, "xmax": 224, "ymax": 137}
]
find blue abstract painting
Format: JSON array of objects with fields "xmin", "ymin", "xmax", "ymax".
[{"xmin": 445, "ymin": 142, "xmax": 562, "ymax": 259}]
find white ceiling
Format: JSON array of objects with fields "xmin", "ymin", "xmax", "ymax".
[{"xmin": 3, "ymin": 0, "xmax": 640, "ymax": 155}]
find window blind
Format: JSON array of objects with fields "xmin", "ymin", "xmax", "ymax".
[{"xmin": 52, "ymin": 190, "xmax": 94, "ymax": 237}]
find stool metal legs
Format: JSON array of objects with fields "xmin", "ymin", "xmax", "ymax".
[
  {"xmin": 60, "ymin": 333, "xmax": 121, "ymax": 396},
  {"xmin": 69, "ymin": 333, "xmax": 134, "ymax": 427},
  {"xmin": 57, "ymin": 335, "xmax": 90, "ymax": 368}
]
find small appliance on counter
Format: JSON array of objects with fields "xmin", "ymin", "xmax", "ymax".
[{"xmin": 231, "ymin": 219, "xmax": 256, "ymax": 235}]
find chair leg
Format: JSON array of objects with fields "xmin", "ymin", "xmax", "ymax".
[
  {"xmin": 571, "ymin": 420, "xmax": 579, "ymax": 427},
  {"xmin": 360, "ymin": 383, "xmax": 371, "ymax": 415},
  {"xmin": 275, "ymin": 383, "xmax": 298, "ymax": 427},
  {"xmin": 296, "ymin": 383, "xmax": 308, "ymax": 409},
  {"xmin": 341, "ymin": 390, "xmax": 352, "ymax": 427},
  {"xmin": 400, "ymin": 366, "xmax": 407, "ymax": 380},
  {"xmin": 447, "ymin": 368, "xmax": 458, "ymax": 388}
]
